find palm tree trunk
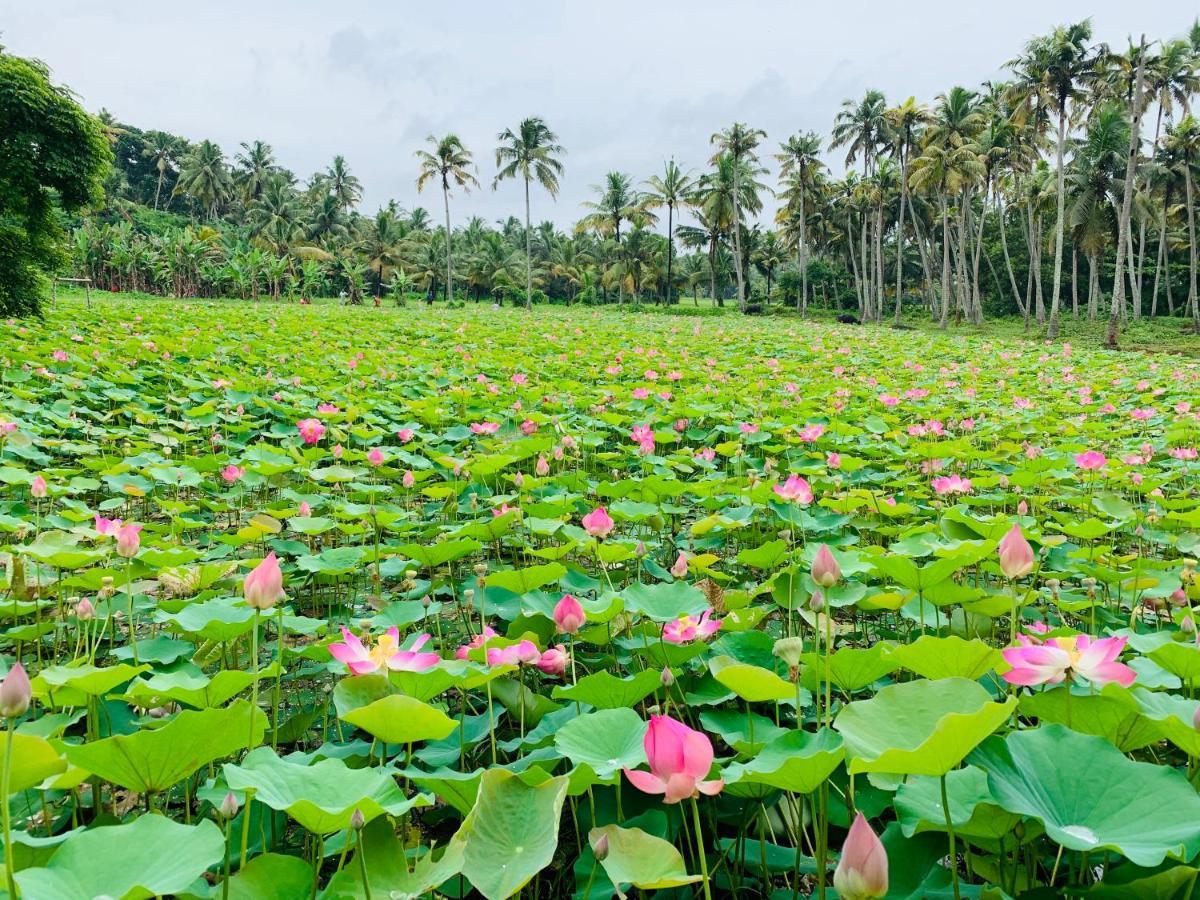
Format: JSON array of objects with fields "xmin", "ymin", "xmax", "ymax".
[
  {"xmin": 732, "ymin": 186, "xmax": 746, "ymax": 312},
  {"xmin": 874, "ymin": 203, "xmax": 885, "ymax": 322},
  {"xmin": 443, "ymin": 181, "xmax": 453, "ymax": 304},
  {"xmin": 939, "ymin": 195, "xmax": 951, "ymax": 329},
  {"xmin": 1150, "ymin": 210, "xmax": 1167, "ymax": 318},
  {"xmin": 997, "ymin": 197, "xmax": 1026, "ymax": 317},
  {"xmin": 894, "ymin": 170, "xmax": 908, "ymax": 325},
  {"xmin": 799, "ymin": 193, "xmax": 809, "ymax": 314},
  {"xmin": 1088, "ymin": 252, "xmax": 1098, "ymax": 318},
  {"xmin": 523, "ymin": 178, "xmax": 533, "ymax": 310},
  {"xmin": 665, "ymin": 204, "xmax": 675, "ymax": 306},
  {"xmin": 1187, "ymin": 164, "xmax": 1199, "ymax": 330},
  {"xmin": 1106, "ymin": 43, "xmax": 1145, "ymax": 348},
  {"xmin": 1071, "ymin": 246, "xmax": 1079, "ymax": 318},
  {"xmin": 154, "ymin": 172, "xmax": 164, "ymax": 211},
  {"xmin": 1048, "ymin": 106, "xmax": 1068, "ymax": 339},
  {"xmin": 859, "ymin": 216, "xmax": 870, "ymax": 319}
]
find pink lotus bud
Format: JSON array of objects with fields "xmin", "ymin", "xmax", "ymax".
[
  {"xmin": 350, "ymin": 808, "xmax": 366, "ymax": 830},
  {"xmin": 219, "ymin": 792, "xmax": 239, "ymax": 819},
  {"xmin": 833, "ymin": 812, "xmax": 889, "ymax": 900},
  {"xmin": 660, "ymin": 667, "xmax": 675, "ymax": 687},
  {"xmin": 635, "ymin": 540, "xmax": 647, "ymax": 557},
  {"xmin": 811, "ymin": 545, "xmax": 841, "ymax": 587},
  {"xmin": 591, "ymin": 831, "xmax": 609, "ymax": 861},
  {"xmin": 670, "ymin": 552, "xmax": 689, "ymax": 578},
  {"xmin": 1016, "ymin": 500, "xmax": 1028, "ymax": 516},
  {"xmin": 298, "ymin": 501, "xmax": 312, "ymax": 517},
  {"xmin": 30, "ymin": 475, "xmax": 47, "ymax": 499},
  {"xmin": 244, "ymin": 552, "xmax": 284, "ymax": 610},
  {"xmin": 553, "ymin": 594, "xmax": 586, "ymax": 634},
  {"xmin": 402, "ymin": 470, "xmax": 415, "ymax": 488},
  {"xmin": 116, "ymin": 523, "xmax": 142, "ymax": 558},
  {"xmin": 810, "ymin": 590, "xmax": 826, "ymax": 613},
  {"xmin": 998, "ymin": 525, "xmax": 1034, "ymax": 580},
  {"xmin": 0, "ymin": 663, "xmax": 31, "ymax": 718},
  {"xmin": 76, "ymin": 598, "xmax": 95, "ymax": 621},
  {"xmin": 1194, "ymin": 707, "xmax": 1200, "ymax": 731},
  {"xmin": 367, "ymin": 447, "xmax": 385, "ymax": 467},
  {"xmin": 536, "ymin": 645, "xmax": 568, "ymax": 676},
  {"xmin": 581, "ymin": 506, "xmax": 614, "ymax": 539}
]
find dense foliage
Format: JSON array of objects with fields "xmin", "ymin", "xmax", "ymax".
[
  {"xmin": 66, "ymin": 19, "xmax": 1200, "ymax": 346},
  {"xmin": 1, "ymin": 295, "xmax": 1199, "ymax": 897},
  {"xmin": 0, "ymin": 47, "xmax": 108, "ymax": 317}
]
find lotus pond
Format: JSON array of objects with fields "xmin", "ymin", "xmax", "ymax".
[{"xmin": 1, "ymin": 295, "xmax": 1200, "ymax": 899}]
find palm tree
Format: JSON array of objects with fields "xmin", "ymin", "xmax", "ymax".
[
  {"xmin": 326, "ymin": 155, "xmax": 362, "ymax": 212},
  {"xmin": 235, "ymin": 141, "xmax": 278, "ymax": 205},
  {"xmin": 173, "ymin": 140, "xmax": 232, "ymax": 220},
  {"xmin": 494, "ymin": 117, "xmax": 566, "ymax": 309},
  {"xmin": 416, "ymin": 134, "xmax": 479, "ymax": 304},
  {"xmin": 752, "ymin": 230, "xmax": 786, "ymax": 303},
  {"xmin": 775, "ymin": 132, "xmax": 826, "ymax": 312},
  {"xmin": 1162, "ymin": 116, "xmax": 1200, "ymax": 331},
  {"xmin": 578, "ymin": 172, "xmax": 650, "ymax": 302},
  {"xmin": 883, "ymin": 99, "xmax": 932, "ymax": 321},
  {"xmin": 142, "ymin": 132, "xmax": 182, "ymax": 210},
  {"xmin": 643, "ymin": 160, "xmax": 694, "ymax": 304},
  {"xmin": 1007, "ymin": 20, "xmax": 1096, "ymax": 338},
  {"xmin": 710, "ymin": 122, "xmax": 767, "ymax": 311}
]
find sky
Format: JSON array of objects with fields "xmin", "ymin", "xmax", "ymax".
[{"xmin": 1, "ymin": 1, "xmax": 1193, "ymax": 227}]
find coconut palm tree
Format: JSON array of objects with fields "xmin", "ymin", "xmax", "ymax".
[
  {"xmin": 578, "ymin": 172, "xmax": 650, "ymax": 303},
  {"xmin": 1162, "ymin": 116, "xmax": 1200, "ymax": 331},
  {"xmin": 643, "ymin": 160, "xmax": 694, "ymax": 305},
  {"xmin": 141, "ymin": 131, "xmax": 182, "ymax": 210},
  {"xmin": 416, "ymin": 134, "xmax": 479, "ymax": 304},
  {"xmin": 775, "ymin": 132, "xmax": 827, "ymax": 312},
  {"xmin": 173, "ymin": 140, "xmax": 232, "ymax": 220},
  {"xmin": 494, "ymin": 117, "xmax": 566, "ymax": 309},
  {"xmin": 326, "ymin": 155, "xmax": 362, "ymax": 212},
  {"xmin": 711, "ymin": 122, "xmax": 767, "ymax": 312},
  {"xmin": 884, "ymin": 99, "xmax": 932, "ymax": 321},
  {"xmin": 235, "ymin": 141, "xmax": 278, "ymax": 205},
  {"xmin": 1007, "ymin": 20, "xmax": 1097, "ymax": 338}
]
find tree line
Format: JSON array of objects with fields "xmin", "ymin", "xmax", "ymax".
[{"xmin": 59, "ymin": 18, "xmax": 1200, "ymax": 342}]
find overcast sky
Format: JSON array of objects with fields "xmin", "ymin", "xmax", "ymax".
[{"xmin": 2, "ymin": 1, "xmax": 1193, "ymax": 226}]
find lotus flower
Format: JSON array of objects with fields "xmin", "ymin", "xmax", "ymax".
[
  {"xmin": 663, "ymin": 609, "xmax": 721, "ymax": 644},
  {"xmin": 116, "ymin": 523, "xmax": 142, "ymax": 558},
  {"xmin": 455, "ymin": 625, "xmax": 498, "ymax": 660},
  {"xmin": 553, "ymin": 594, "xmax": 586, "ymax": 634},
  {"xmin": 670, "ymin": 552, "xmax": 689, "ymax": 578},
  {"xmin": 833, "ymin": 812, "xmax": 888, "ymax": 900},
  {"xmin": 486, "ymin": 639, "xmax": 541, "ymax": 666},
  {"xmin": 773, "ymin": 474, "xmax": 813, "ymax": 504},
  {"xmin": 297, "ymin": 418, "xmax": 325, "ymax": 444},
  {"xmin": 1074, "ymin": 450, "xmax": 1107, "ymax": 470},
  {"xmin": 536, "ymin": 644, "xmax": 568, "ymax": 676},
  {"xmin": 221, "ymin": 464, "xmax": 244, "ymax": 484},
  {"xmin": 811, "ymin": 544, "xmax": 841, "ymax": 587},
  {"xmin": 623, "ymin": 715, "xmax": 724, "ymax": 803},
  {"xmin": 0, "ymin": 663, "xmax": 31, "ymax": 718},
  {"xmin": 329, "ymin": 627, "xmax": 439, "ymax": 674},
  {"xmin": 244, "ymin": 552, "xmax": 284, "ymax": 610},
  {"xmin": 931, "ymin": 474, "xmax": 972, "ymax": 495},
  {"xmin": 1002, "ymin": 634, "xmax": 1135, "ymax": 687},
  {"xmin": 998, "ymin": 524, "xmax": 1034, "ymax": 580},
  {"xmin": 94, "ymin": 515, "xmax": 123, "ymax": 536},
  {"xmin": 30, "ymin": 475, "xmax": 47, "ymax": 499},
  {"xmin": 581, "ymin": 506, "xmax": 615, "ymax": 539},
  {"xmin": 367, "ymin": 447, "xmax": 385, "ymax": 466}
]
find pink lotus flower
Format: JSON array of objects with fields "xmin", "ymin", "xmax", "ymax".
[
  {"xmin": 298, "ymin": 502, "xmax": 312, "ymax": 517},
  {"xmin": 535, "ymin": 455, "xmax": 550, "ymax": 476},
  {"xmin": 455, "ymin": 625, "xmax": 498, "ymax": 660},
  {"xmin": 663, "ymin": 609, "xmax": 721, "ymax": 644},
  {"xmin": 553, "ymin": 594, "xmax": 586, "ymax": 634},
  {"xmin": 470, "ymin": 421, "xmax": 500, "ymax": 435},
  {"xmin": 367, "ymin": 447, "xmax": 385, "ymax": 466},
  {"xmin": 94, "ymin": 515, "xmax": 123, "ymax": 536},
  {"xmin": 116, "ymin": 523, "xmax": 142, "ymax": 558},
  {"xmin": 0, "ymin": 663, "xmax": 31, "ymax": 718},
  {"xmin": 520, "ymin": 419, "xmax": 538, "ymax": 436},
  {"xmin": 798, "ymin": 423, "xmax": 825, "ymax": 442},
  {"xmin": 1074, "ymin": 450, "xmax": 1107, "ymax": 471},
  {"xmin": 1170, "ymin": 447, "xmax": 1198, "ymax": 460},
  {"xmin": 694, "ymin": 447, "xmax": 716, "ymax": 462},
  {"xmin": 826, "ymin": 452, "xmax": 842, "ymax": 469},
  {"xmin": 402, "ymin": 470, "xmax": 415, "ymax": 488},
  {"xmin": 329, "ymin": 627, "xmax": 439, "ymax": 674},
  {"xmin": 998, "ymin": 525, "xmax": 1034, "ymax": 580},
  {"xmin": 30, "ymin": 475, "xmax": 47, "ymax": 499},
  {"xmin": 773, "ymin": 474, "xmax": 814, "ymax": 504},
  {"xmin": 297, "ymin": 418, "xmax": 325, "ymax": 444},
  {"xmin": 811, "ymin": 544, "xmax": 841, "ymax": 587},
  {"xmin": 396, "ymin": 428, "xmax": 415, "ymax": 443},
  {"xmin": 244, "ymin": 552, "xmax": 284, "ymax": 610},
  {"xmin": 221, "ymin": 464, "xmax": 244, "ymax": 484},
  {"xmin": 623, "ymin": 715, "xmax": 724, "ymax": 804},
  {"xmin": 931, "ymin": 474, "xmax": 972, "ymax": 495},
  {"xmin": 317, "ymin": 403, "xmax": 340, "ymax": 414},
  {"xmin": 1002, "ymin": 634, "xmax": 1135, "ymax": 687},
  {"xmin": 833, "ymin": 813, "xmax": 889, "ymax": 900},
  {"xmin": 670, "ymin": 552, "xmax": 689, "ymax": 579},
  {"xmin": 537, "ymin": 644, "xmax": 568, "ymax": 676},
  {"xmin": 739, "ymin": 422, "xmax": 759, "ymax": 434},
  {"xmin": 487, "ymin": 639, "xmax": 541, "ymax": 667},
  {"xmin": 581, "ymin": 506, "xmax": 615, "ymax": 539}
]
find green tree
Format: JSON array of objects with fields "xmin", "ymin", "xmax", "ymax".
[
  {"xmin": 416, "ymin": 134, "xmax": 479, "ymax": 304},
  {"xmin": 494, "ymin": 116, "xmax": 566, "ymax": 309},
  {"xmin": 643, "ymin": 160, "xmax": 694, "ymax": 305},
  {"xmin": 0, "ymin": 49, "xmax": 109, "ymax": 316},
  {"xmin": 174, "ymin": 139, "xmax": 232, "ymax": 220},
  {"xmin": 710, "ymin": 122, "xmax": 767, "ymax": 311}
]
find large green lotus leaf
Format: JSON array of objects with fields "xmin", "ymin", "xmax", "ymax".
[
  {"xmin": 218, "ymin": 851, "xmax": 313, "ymax": 899},
  {"xmin": 969, "ymin": 724, "xmax": 1200, "ymax": 866},
  {"xmin": 589, "ymin": 824, "xmax": 702, "ymax": 897},
  {"xmin": 0, "ymin": 733, "xmax": 66, "ymax": 792},
  {"xmin": 33, "ymin": 662, "xmax": 150, "ymax": 704},
  {"xmin": 396, "ymin": 539, "xmax": 483, "ymax": 569},
  {"xmin": 887, "ymin": 635, "xmax": 1002, "ymax": 681},
  {"xmin": 736, "ymin": 540, "xmax": 790, "ymax": 570},
  {"xmin": 1019, "ymin": 684, "xmax": 1163, "ymax": 752},
  {"xmin": 621, "ymin": 581, "xmax": 709, "ymax": 622},
  {"xmin": 799, "ymin": 644, "xmax": 897, "ymax": 692},
  {"xmin": 15, "ymin": 815, "xmax": 224, "ymax": 900},
  {"xmin": 894, "ymin": 766, "xmax": 1022, "ymax": 841},
  {"xmin": 553, "ymin": 708, "xmax": 647, "ymax": 777},
  {"xmin": 551, "ymin": 668, "xmax": 662, "ymax": 709},
  {"xmin": 159, "ymin": 597, "xmax": 255, "ymax": 642},
  {"xmin": 224, "ymin": 747, "xmax": 428, "ymax": 834},
  {"xmin": 709, "ymin": 655, "xmax": 795, "ymax": 702},
  {"xmin": 320, "ymin": 817, "xmax": 465, "ymax": 899},
  {"xmin": 66, "ymin": 700, "xmax": 265, "ymax": 793},
  {"xmin": 1147, "ymin": 642, "xmax": 1200, "ymax": 681},
  {"xmin": 405, "ymin": 767, "xmax": 484, "ymax": 816},
  {"xmin": 296, "ymin": 546, "xmax": 364, "ymax": 575},
  {"xmin": 485, "ymin": 563, "xmax": 566, "ymax": 595},
  {"xmin": 835, "ymin": 678, "xmax": 1015, "ymax": 776},
  {"xmin": 698, "ymin": 709, "xmax": 788, "ymax": 757},
  {"xmin": 124, "ymin": 665, "xmax": 278, "ymax": 709},
  {"xmin": 722, "ymin": 728, "xmax": 843, "ymax": 795},
  {"xmin": 1133, "ymin": 687, "xmax": 1200, "ymax": 756},
  {"xmin": 341, "ymin": 694, "xmax": 458, "ymax": 745},
  {"xmin": 1082, "ymin": 863, "xmax": 1200, "ymax": 899},
  {"xmin": 457, "ymin": 768, "xmax": 569, "ymax": 900}
]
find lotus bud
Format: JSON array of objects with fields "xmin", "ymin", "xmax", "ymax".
[
  {"xmin": 833, "ymin": 812, "xmax": 889, "ymax": 900},
  {"xmin": 0, "ymin": 663, "xmax": 31, "ymax": 718},
  {"xmin": 811, "ymin": 544, "xmax": 841, "ymax": 587},
  {"xmin": 1194, "ymin": 705, "xmax": 1200, "ymax": 731},
  {"xmin": 591, "ymin": 831, "xmax": 610, "ymax": 862},
  {"xmin": 218, "ymin": 791, "xmax": 239, "ymax": 820},
  {"xmin": 998, "ymin": 525, "xmax": 1034, "ymax": 580},
  {"xmin": 76, "ymin": 598, "xmax": 95, "ymax": 621},
  {"xmin": 244, "ymin": 552, "xmax": 284, "ymax": 610},
  {"xmin": 660, "ymin": 667, "xmax": 675, "ymax": 687},
  {"xmin": 635, "ymin": 540, "xmax": 647, "ymax": 558},
  {"xmin": 350, "ymin": 808, "xmax": 366, "ymax": 831},
  {"xmin": 778, "ymin": 530, "xmax": 792, "ymax": 544},
  {"xmin": 670, "ymin": 552, "xmax": 689, "ymax": 579},
  {"xmin": 553, "ymin": 594, "xmax": 586, "ymax": 635},
  {"xmin": 1016, "ymin": 499, "xmax": 1028, "ymax": 516},
  {"xmin": 810, "ymin": 590, "xmax": 826, "ymax": 613}
]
